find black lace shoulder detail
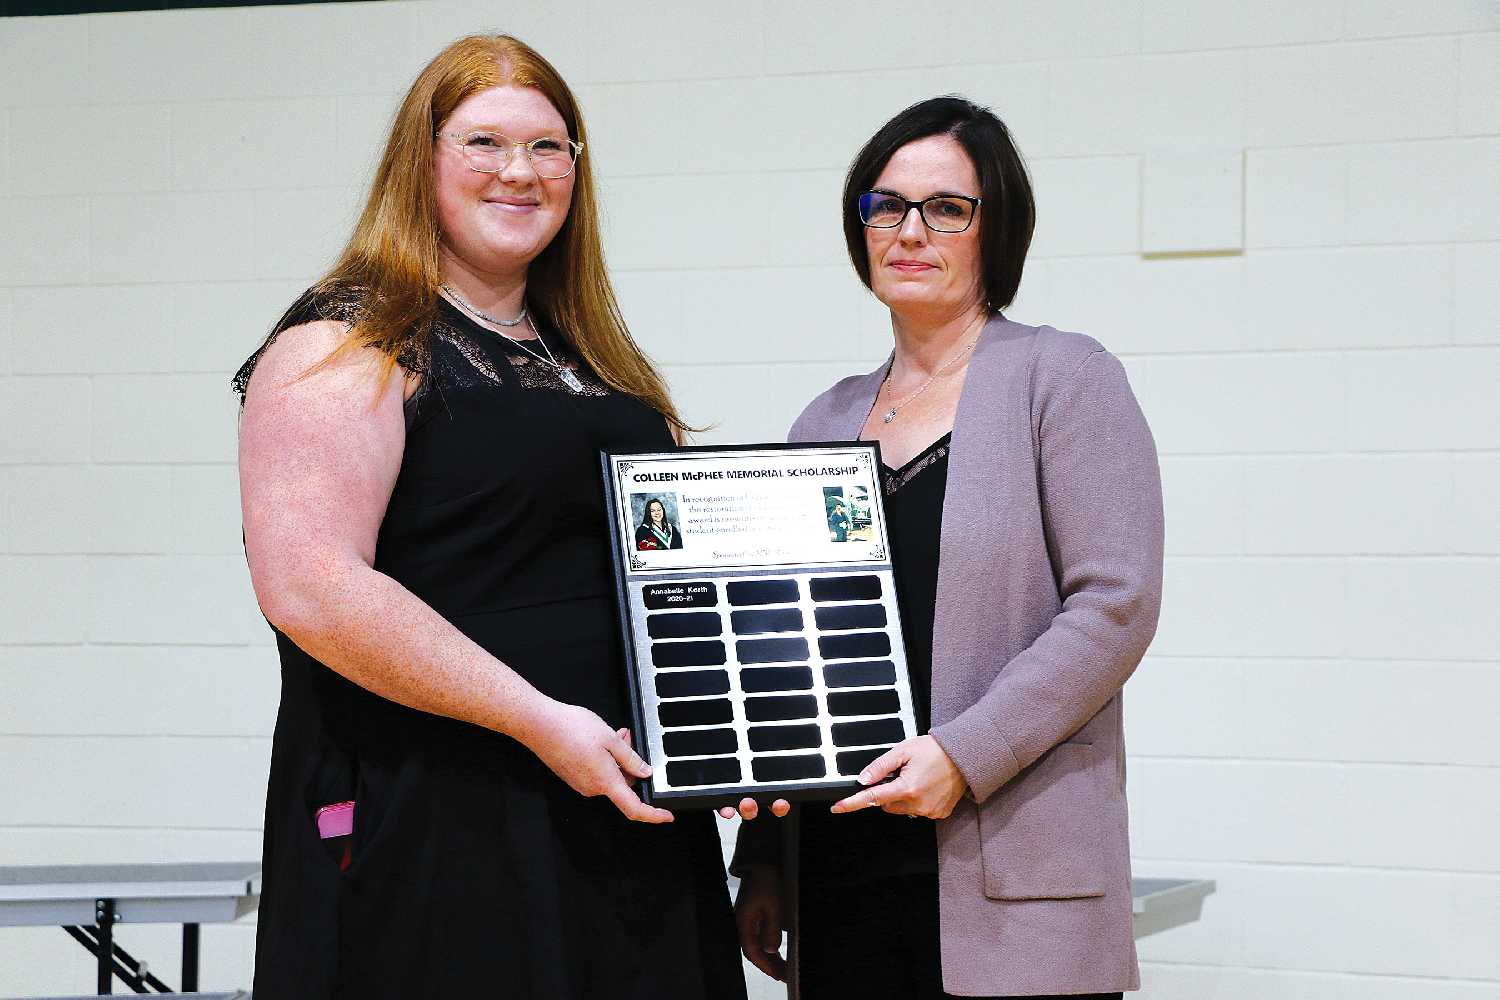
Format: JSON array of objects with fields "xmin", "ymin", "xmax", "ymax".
[
  {"xmin": 231, "ymin": 287, "xmax": 613, "ymax": 430},
  {"xmin": 428, "ymin": 299, "xmax": 610, "ymax": 398},
  {"xmin": 429, "ymin": 319, "xmax": 502, "ymax": 388},
  {"xmin": 229, "ymin": 285, "xmax": 433, "ymax": 398}
]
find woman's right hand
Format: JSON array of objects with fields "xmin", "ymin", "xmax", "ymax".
[
  {"xmin": 522, "ymin": 700, "xmax": 674, "ymax": 824},
  {"xmin": 735, "ymin": 864, "xmax": 787, "ymax": 982}
]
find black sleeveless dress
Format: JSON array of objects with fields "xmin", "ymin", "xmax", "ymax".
[{"xmin": 234, "ymin": 292, "xmax": 745, "ymax": 1000}]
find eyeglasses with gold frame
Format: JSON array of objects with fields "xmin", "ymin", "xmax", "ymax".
[{"xmin": 438, "ymin": 130, "xmax": 584, "ymax": 180}]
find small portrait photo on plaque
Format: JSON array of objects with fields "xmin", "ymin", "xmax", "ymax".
[
  {"xmin": 631, "ymin": 493, "xmax": 685, "ymax": 551},
  {"xmin": 823, "ymin": 485, "xmax": 873, "ymax": 543}
]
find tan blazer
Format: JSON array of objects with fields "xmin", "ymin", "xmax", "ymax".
[{"xmin": 734, "ymin": 314, "xmax": 1164, "ymax": 996}]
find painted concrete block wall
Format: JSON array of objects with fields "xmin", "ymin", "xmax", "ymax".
[{"xmin": 1, "ymin": 1, "xmax": 1496, "ymax": 996}]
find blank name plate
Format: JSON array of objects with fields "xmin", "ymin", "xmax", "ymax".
[{"xmin": 601, "ymin": 443, "xmax": 918, "ymax": 809}]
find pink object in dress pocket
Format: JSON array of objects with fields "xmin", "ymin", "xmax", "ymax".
[{"xmin": 316, "ymin": 800, "xmax": 355, "ymax": 839}]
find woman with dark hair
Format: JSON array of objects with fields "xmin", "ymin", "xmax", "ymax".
[
  {"xmin": 729, "ymin": 96, "xmax": 1163, "ymax": 999},
  {"xmin": 234, "ymin": 34, "xmax": 742, "ymax": 1000},
  {"xmin": 635, "ymin": 497, "xmax": 683, "ymax": 550}
]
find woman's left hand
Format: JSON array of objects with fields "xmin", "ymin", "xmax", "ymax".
[{"xmin": 830, "ymin": 735, "xmax": 967, "ymax": 819}]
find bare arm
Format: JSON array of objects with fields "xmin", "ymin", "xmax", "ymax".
[{"xmin": 239, "ymin": 321, "xmax": 671, "ymax": 822}]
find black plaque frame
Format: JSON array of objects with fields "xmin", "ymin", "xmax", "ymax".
[{"xmin": 601, "ymin": 441, "xmax": 919, "ymax": 810}]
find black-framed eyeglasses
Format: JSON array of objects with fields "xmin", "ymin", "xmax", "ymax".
[{"xmin": 857, "ymin": 190, "xmax": 981, "ymax": 234}]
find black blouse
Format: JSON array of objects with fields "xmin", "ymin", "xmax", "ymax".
[{"xmin": 800, "ymin": 432, "xmax": 952, "ymax": 886}]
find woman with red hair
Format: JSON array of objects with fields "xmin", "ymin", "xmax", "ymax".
[{"xmin": 235, "ymin": 35, "xmax": 742, "ymax": 1000}]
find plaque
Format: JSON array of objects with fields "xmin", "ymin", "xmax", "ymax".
[{"xmin": 601, "ymin": 443, "xmax": 920, "ymax": 809}]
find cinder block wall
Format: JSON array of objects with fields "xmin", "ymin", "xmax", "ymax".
[{"xmin": 1, "ymin": 2, "xmax": 1496, "ymax": 996}]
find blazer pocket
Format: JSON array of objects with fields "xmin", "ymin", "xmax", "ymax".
[{"xmin": 978, "ymin": 741, "xmax": 1106, "ymax": 901}]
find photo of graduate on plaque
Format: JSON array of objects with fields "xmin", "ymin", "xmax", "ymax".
[
  {"xmin": 824, "ymin": 486, "xmax": 874, "ymax": 543},
  {"xmin": 632, "ymin": 493, "xmax": 685, "ymax": 551},
  {"xmin": 825, "ymin": 491, "xmax": 850, "ymax": 542}
]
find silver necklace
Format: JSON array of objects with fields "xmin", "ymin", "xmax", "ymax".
[
  {"xmin": 879, "ymin": 330, "xmax": 982, "ymax": 423},
  {"xmin": 441, "ymin": 283, "xmax": 526, "ymax": 327},
  {"xmin": 442, "ymin": 285, "xmax": 584, "ymax": 394}
]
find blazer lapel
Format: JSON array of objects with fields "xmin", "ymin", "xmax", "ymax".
[
  {"xmin": 930, "ymin": 314, "xmax": 1036, "ymax": 720},
  {"xmin": 789, "ymin": 314, "xmax": 1036, "ymax": 719}
]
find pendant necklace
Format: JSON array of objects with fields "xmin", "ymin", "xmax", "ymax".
[
  {"xmin": 442, "ymin": 284, "xmax": 584, "ymax": 393},
  {"xmin": 879, "ymin": 328, "xmax": 982, "ymax": 423}
]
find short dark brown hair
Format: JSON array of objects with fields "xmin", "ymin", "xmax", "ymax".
[{"xmin": 842, "ymin": 96, "xmax": 1035, "ymax": 311}]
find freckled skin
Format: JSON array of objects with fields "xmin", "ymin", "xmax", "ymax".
[
  {"xmin": 237, "ymin": 86, "xmax": 673, "ymax": 825},
  {"xmin": 434, "ymin": 85, "xmax": 575, "ymax": 322}
]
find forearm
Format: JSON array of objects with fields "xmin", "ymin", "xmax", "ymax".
[
  {"xmin": 930, "ymin": 593, "xmax": 1157, "ymax": 802},
  {"xmin": 266, "ymin": 559, "xmax": 553, "ymax": 744}
]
